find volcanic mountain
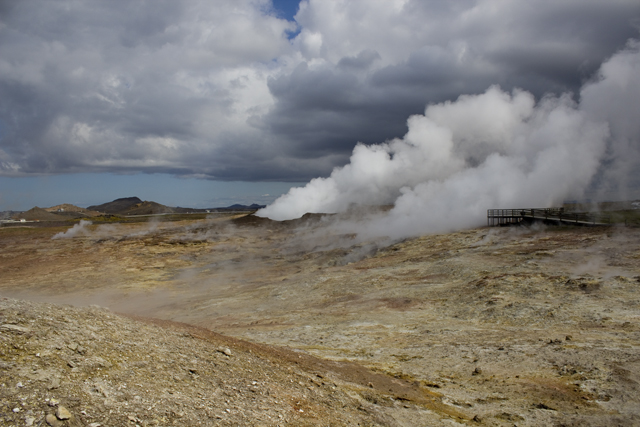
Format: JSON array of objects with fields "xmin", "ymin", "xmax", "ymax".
[{"xmin": 86, "ymin": 197, "xmax": 146, "ymax": 214}]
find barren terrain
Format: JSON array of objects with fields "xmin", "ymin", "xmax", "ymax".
[{"xmin": 1, "ymin": 214, "xmax": 640, "ymax": 426}]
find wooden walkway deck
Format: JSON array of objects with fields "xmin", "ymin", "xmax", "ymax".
[{"xmin": 487, "ymin": 208, "xmax": 613, "ymax": 227}]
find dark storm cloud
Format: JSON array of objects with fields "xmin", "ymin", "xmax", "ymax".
[
  {"xmin": 0, "ymin": 0, "xmax": 294, "ymax": 177},
  {"xmin": 0, "ymin": 0, "xmax": 639, "ymax": 182},
  {"xmin": 264, "ymin": 62, "xmax": 424, "ymax": 162},
  {"xmin": 337, "ymin": 50, "xmax": 381, "ymax": 71},
  {"xmin": 260, "ymin": 0, "xmax": 640, "ymax": 168}
]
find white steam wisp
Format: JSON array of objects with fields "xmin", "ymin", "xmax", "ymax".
[
  {"xmin": 52, "ymin": 220, "xmax": 93, "ymax": 239},
  {"xmin": 258, "ymin": 41, "xmax": 640, "ymax": 240}
]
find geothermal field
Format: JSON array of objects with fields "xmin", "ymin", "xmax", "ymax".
[{"xmin": 1, "ymin": 213, "xmax": 640, "ymax": 426}]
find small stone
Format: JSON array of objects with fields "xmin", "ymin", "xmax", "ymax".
[
  {"xmin": 218, "ymin": 347, "xmax": 232, "ymax": 356},
  {"xmin": 45, "ymin": 414, "xmax": 61, "ymax": 427},
  {"xmin": 1, "ymin": 324, "xmax": 30, "ymax": 334},
  {"xmin": 25, "ymin": 415, "xmax": 36, "ymax": 426},
  {"xmin": 565, "ymin": 335, "xmax": 573, "ymax": 341},
  {"xmin": 472, "ymin": 367, "xmax": 482, "ymax": 375},
  {"xmin": 88, "ymin": 423, "xmax": 102, "ymax": 427},
  {"xmin": 12, "ymin": 407, "xmax": 21, "ymax": 413},
  {"xmin": 0, "ymin": 361, "xmax": 14, "ymax": 370},
  {"xmin": 56, "ymin": 406, "xmax": 72, "ymax": 420},
  {"xmin": 48, "ymin": 378, "xmax": 61, "ymax": 390},
  {"xmin": 472, "ymin": 414, "xmax": 482, "ymax": 422},
  {"xmin": 48, "ymin": 398, "xmax": 60, "ymax": 407}
]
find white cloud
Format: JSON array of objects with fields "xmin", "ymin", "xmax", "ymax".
[{"xmin": 0, "ymin": 0, "xmax": 638, "ymax": 186}]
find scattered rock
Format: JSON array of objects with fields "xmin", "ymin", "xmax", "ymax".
[
  {"xmin": 56, "ymin": 405, "xmax": 72, "ymax": 420},
  {"xmin": 496, "ymin": 412, "xmax": 525, "ymax": 422},
  {"xmin": 45, "ymin": 413, "xmax": 62, "ymax": 427},
  {"xmin": 1, "ymin": 324, "xmax": 30, "ymax": 333},
  {"xmin": 48, "ymin": 377, "xmax": 61, "ymax": 390},
  {"xmin": 535, "ymin": 402, "xmax": 556, "ymax": 411},
  {"xmin": 0, "ymin": 298, "xmax": 389, "ymax": 426},
  {"xmin": 217, "ymin": 347, "xmax": 232, "ymax": 356},
  {"xmin": 0, "ymin": 361, "xmax": 15, "ymax": 370}
]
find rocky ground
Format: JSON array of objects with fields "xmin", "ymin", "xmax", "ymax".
[
  {"xmin": 0, "ymin": 297, "xmax": 414, "ymax": 426},
  {"xmin": 1, "ymin": 214, "xmax": 639, "ymax": 426}
]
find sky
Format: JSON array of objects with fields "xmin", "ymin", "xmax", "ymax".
[{"xmin": 1, "ymin": 0, "xmax": 639, "ymax": 212}]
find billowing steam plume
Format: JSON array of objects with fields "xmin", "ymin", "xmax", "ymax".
[
  {"xmin": 52, "ymin": 220, "xmax": 93, "ymax": 239},
  {"xmin": 257, "ymin": 41, "xmax": 640, "ymax": 240}
]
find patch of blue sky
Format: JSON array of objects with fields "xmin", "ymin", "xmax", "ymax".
[{"xmin": 272, "ymin": 0, "xmax": 301, "ymax": 38}]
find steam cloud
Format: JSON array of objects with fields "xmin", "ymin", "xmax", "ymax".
[
  {"xmin": 257, "ymin": 41, "xmax": 640, "ymax": 240},
  {"xmin": 52, "ymin": 220, "xmax": 93, "ymax": 240}
]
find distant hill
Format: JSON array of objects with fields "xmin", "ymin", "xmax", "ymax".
[
  {"xmin": 87, "ymin": 197, "xmax": 143, "ymax": 214},
  {"xmin": 88, "ymin": 197, "xmax": 178, "ymax": 216},
  {"xmin": 227, "ymin": 204, "xmax": 266, "ymax": 210},
  {"xmin": 44, "ymin": 203, "xmax": 101, "ymax": 218},
  {"xmin": 12, "ymin": 207, "xmax": 65, "ymax": 221},
  {"xmin": 122, "ymin": 201, "xmax": 176, "ymax": 215},
  {"xmin": 3, "ymin": 197, "xmax": 267, "ymax": 221},
  {"xmin": 175, "ymin": 204, "xmax": 266, "ymax": 213},
  {"xmin": 86, "ymin": 197, "xmax": 265, "ymax": 216}
]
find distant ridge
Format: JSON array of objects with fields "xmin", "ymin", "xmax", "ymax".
[
  {"xmin": 122, "ymin": 200, "xmax": 176, "ymax": 216},
  {"xmin": 87, "ymin": 197, "xmax": 143, "ymax": 214},
  {"xmin": 227, "ymin": 203, "xmax": 265, "ymax": 209},
  {"xmin": 87, "ymin": 197, "xmax": 265, "ymax": 216},
  {"xmin": 44, "ymin": 203, "xmax": 101, "ymax": 218},
  {"xmin": 4, "ymin": 196, "xmax": 267, "ymax": 221},
  {"xmin": 12, "ymin": 207, "xmax": 64, "ymax": 221}
]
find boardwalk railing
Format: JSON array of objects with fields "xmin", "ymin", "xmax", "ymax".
[{"xmin": 487, "ymin": 208, "xmax": 614, "ymax": 227}]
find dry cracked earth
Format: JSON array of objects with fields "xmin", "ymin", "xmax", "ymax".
[{"xmin": 1, "ymin": 213, "xmax": 639, "ymax": 426}]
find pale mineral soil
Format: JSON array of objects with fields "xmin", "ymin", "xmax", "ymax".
[{"xmin": 1, "ymin": 214, "xmax": 639, "ymax": 426}]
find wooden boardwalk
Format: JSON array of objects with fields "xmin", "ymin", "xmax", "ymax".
[{"xmin": 487, "ymin": 208, "xmax": 614, "ymax": 227}]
